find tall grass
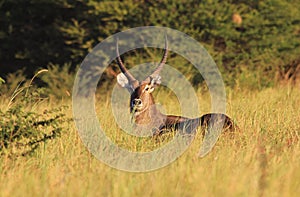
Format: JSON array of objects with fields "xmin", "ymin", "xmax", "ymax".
[{"xmin": 0, "ymin": 87, "xmax": 299, "ymax": 196}]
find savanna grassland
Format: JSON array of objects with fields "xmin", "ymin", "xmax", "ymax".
[
  {"xmin": 1, "ymin": 1, "xmax": 300, "ymax": 196},
  {"xmin": 0, "ymin": 84, "xmax": 299, "ymax": 197}
]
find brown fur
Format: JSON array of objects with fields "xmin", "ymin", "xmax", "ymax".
[{"xmin": 130, "ymin": 84, "xmax": 239, "ymax": 136}]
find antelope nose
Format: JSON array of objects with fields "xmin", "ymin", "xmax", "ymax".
[{"xmin": 133, "ymin": 99, "xmax": 142, "ymax": 106}]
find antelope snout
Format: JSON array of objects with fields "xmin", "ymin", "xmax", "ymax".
[
  {"xmin": 133, "ymin": 99, "xmax": 142, "ymax": 106},
  {"xmin": 132, "ymin": 99, "xmax": 143, "ymax": 110}
]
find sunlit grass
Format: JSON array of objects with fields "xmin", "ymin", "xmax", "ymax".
[{"xmin": 0, "ymin": 87, "xmax": 299, "ymax": 196}]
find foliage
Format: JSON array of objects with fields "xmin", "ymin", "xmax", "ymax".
[
  {"xmin": 38, "ymin": 63, "xmax": 75, "ymax": 98},
  {"xmin": 0, "ymin": 69, "xmax": 27, "ymax": 96},
  {"xmin": 0, "ymin": 77, "xmax": 4, "ymax": 86},
  {"xmin": 0, "ymin": 0, "xmax": 300, "ymax": 89},
  {"xmin": 0, "ymin": 71, "xmax": 70, "ymax": 157},
  {"xmin": 0, "ymin": 104, "xmax": 67, "ymax": 157}
]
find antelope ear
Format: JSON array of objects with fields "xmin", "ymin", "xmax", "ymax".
[
  {"xmin": 117, "ymin": 73, "xmax": 134, "ymax": 93},
  {"xmin": 150, "ymin": 75, "xmax": 162, "ymax": 86}
]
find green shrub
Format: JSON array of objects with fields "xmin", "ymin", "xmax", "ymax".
[
  {"xmin": 0, "ymin": 104, "xmax": 68, "ymax": 157},
  {"xmin": 0, "ymin": 71, "xmax": 70, "ymax": 157},
  {"xmin": 1, "ymin": 0, "xmax": 300, "ymax": 89}
]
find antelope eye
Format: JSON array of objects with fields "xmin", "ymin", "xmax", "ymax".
[{"xmin": 145, "ymin": 87, "xmax": 149, "ymax": 91}]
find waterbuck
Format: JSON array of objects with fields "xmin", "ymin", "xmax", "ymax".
[{"xmin": 115, "ymin": 37, "xmax": 238, "ymax": 137}]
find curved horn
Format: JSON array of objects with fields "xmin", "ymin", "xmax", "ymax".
[
  {"xmin": 116, "ymin": 38, "xmax": 137, "ymax": 83},
  {"xmin": 150, "ymin": 35, "xmax": 168, "ymax": 78}
]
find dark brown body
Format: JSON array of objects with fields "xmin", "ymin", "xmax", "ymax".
[
  {"xmin": 163, "ymin": 113, "xmax": 236, "ymax": 134},
  {"xmin": 130, "ymin": 84, "xmax": 238, "ymax": 136}
]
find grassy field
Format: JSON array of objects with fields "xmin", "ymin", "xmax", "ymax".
[{"xmin": 0, "ymin": 86, "xmax": 299, "ymax": 197}]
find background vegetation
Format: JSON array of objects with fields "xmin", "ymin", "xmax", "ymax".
[
  {"xmin": 1, "ymin": 0, "xmax": 300, "ymax": 90},
  {"xmin": 0, "ymin": 0, "xmax": 300, "ymax": 196}
]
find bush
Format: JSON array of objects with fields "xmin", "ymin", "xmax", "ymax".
[
  {"xmin": 1, "ymin": 0, "xmax": 300, "ymax": 89},
  {"xmin": 0, "ymin": 104, "xmax": 67, "ymax": 157},
  {"xmin": 0, "ymin": 71, "xmax": 70, "ymax": 157}
]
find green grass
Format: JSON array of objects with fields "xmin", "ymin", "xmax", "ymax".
[{"xmin": 0, "ymin": 87, "xmax": 299, "ymax": 197}]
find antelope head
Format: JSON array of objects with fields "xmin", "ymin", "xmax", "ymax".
[{"xmin": 115, "ymin": 37, "xmax": 168, "ymax": 126}]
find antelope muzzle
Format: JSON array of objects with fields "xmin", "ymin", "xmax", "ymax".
[{"xmin": 131, "ymin": 98, "xmax": 143, "ymax": 111}]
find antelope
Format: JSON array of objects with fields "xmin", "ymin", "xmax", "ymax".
[{"xmin": 115, "ymin": 37, "xmax": 238, "ymax": 137}]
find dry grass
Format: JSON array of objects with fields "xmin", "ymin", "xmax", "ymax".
[{"xmin": 0, "ymin": 87, "xmax": 299, "ymax": 197}]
